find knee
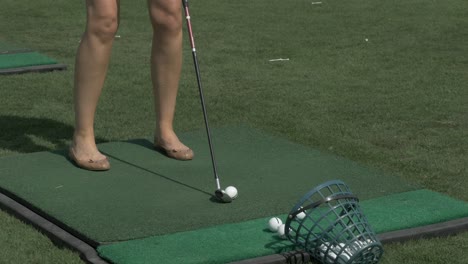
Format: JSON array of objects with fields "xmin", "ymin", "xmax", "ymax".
[
  {"xmin": 149, "ymin": 2, "xmax": 182, "ymax": 35},
  {"xmin": 87, "ymin": 11, "xmax": 119, "ymax": 42}
]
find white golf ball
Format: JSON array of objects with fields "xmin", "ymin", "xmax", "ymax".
[
  {"xmin": 267, "ymin": 217, "xmax": 283, "ymax": 232},
  {"xmin": 277, "ymin": 224, "xmax": 287, "ymax": 239},
  {"xmin": 327, "ymin": 251, "xmax": 337, "ymax": 262},
  {"xmin": 296, "ymin": 211, "xmax": 306, "ymax": 220},
  {"xmin": 225, "ymin": 186, "xmax": 238, "ymax": 199}
]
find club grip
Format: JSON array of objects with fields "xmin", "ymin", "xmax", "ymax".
[{"xmin": 182, "ymin": 0, "xmax": 189, "ymax": 8}]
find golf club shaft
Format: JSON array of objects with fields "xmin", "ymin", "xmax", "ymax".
[{"xmin": 182, "ymin": 0, "xmax": 221, "ymax": 190}]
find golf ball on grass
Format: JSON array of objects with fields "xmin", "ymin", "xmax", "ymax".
[
  {"xmin": 268, "ymin": 217, "xmax": 282, "ymax": 232},
  {"xmin": 225, "ymin": 186, "xmax": 238, "ymax": 199}
]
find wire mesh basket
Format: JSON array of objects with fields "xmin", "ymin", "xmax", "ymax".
[{"xmin": 284, "ymin": 180, "xmax": 383, "ymax": 264}]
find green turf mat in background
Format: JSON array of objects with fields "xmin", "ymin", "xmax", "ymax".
[
  {"xmin": 0, "ymin": 41, "xmax": 66, "ymax": 74},
  {"xmin": 0, "ymin": 52, "xmax": 57, "ymax": 69}
]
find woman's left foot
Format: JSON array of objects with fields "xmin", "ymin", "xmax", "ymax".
[{"xmin": 154, "ymin": 136, "xmax": 194, "ymax": 161}]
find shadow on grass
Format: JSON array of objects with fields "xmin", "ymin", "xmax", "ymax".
[{"xmin": 0, "ymin": 115, "xmax": 106, "ymax": 153}]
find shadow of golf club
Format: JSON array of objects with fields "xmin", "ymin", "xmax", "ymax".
[
  {"xmin": 123, "ymin": 138, "xmax": 230, "ymax": 203},
  {"xmin": 100, "ymin": 150, "xmax": 219, "ymax": 202}
]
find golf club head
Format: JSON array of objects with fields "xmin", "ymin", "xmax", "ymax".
[{"xmin": 215, "ymin": 189, "xmax": 233, "ymax": 203}]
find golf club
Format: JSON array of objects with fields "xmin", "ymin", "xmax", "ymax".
[{"xmin": 182, "ymin": 0, "xmax": 233, "ymax": 203}]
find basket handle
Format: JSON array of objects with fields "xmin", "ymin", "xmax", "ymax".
[{"xmin": 288, "ymin": 193, "xmax": 358, "ymax": 219}]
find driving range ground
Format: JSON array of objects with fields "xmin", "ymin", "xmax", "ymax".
[{"xmin": 1, "ymin": 127, "xmax": 467, "ymax": 264}]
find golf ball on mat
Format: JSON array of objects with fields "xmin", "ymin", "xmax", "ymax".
[
  {"xmin": 268, "ymin": 217, "xmax": 282, "ymax": 232},
  {"xmin": 277, "ymin": 224, "xmax": 288, "ymax": 239},
  {"xmin": 225, "ymin": 186, "xmax": 238, "ymax": 199}
]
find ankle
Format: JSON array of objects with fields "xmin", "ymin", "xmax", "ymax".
[
  {"xmin": 155, "ymin": 128, "xmax": 177, "ymax": 141},
  {"xmin": 72, "ymin": 131, "xmax": 96, "ymax": 148}
]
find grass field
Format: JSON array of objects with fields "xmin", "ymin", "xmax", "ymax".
[{"xmin": 0, "ymin": 0, "xmax": 467, "ymax": 263}]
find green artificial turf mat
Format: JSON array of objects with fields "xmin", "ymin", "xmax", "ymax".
[
  {"xmin": 0, "ymin": 52, "xmax": 57, "ymax": 69},
  {"xmin": 363, "ymin": 189, "xmax": 468, "ymax": 233},
  {"xmin": 0, "ymin": 126, "xmax": 417, "ymax": 244},
  {"xmin": 97, "ymin": 189, "xmax": 468, "ymax": 264},
  {"xmin": 0, "ymin": 41, "xmax": 65, "ymax": 74}
]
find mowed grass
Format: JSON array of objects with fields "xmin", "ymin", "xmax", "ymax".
[{"xmin": 0, "ymin": 0, "xmax": 467, "ymax": 263}]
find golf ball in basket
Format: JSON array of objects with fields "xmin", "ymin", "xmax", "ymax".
[
  {"xmin": 268, "ymin": 217, "xmax": 282, "ymax": 232},
  {"xmin": 296, "ymin": 211, "xmax": 306, "ymax": 220},
  {"xmin": 225, "ymin": 186, "xmax": 238, "ymax": 199}
]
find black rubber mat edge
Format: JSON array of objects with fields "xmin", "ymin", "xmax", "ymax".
[
  {"xmin": 377, "ymin": 216, "xmax": 468, "ymax": 243},
  {"xmin": 230, "ymin": 217, "xmax": 468, "ymax": 264},
  {"xmin": 0, "ymin": 191, "xmax": 108, "ymax": 264},
  {"xmin": 0, "ymin": 186, "xmax": 100, "ymax": 248},
  {"xmin": 0, "ymin": 63, "xmax": 67, "ymax": 75}
]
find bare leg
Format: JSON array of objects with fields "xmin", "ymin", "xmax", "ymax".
[
  {"xmin": 148, "ymin": 0, "xmax": 192, "ymax": 155},
  {"xmin": 72, "ymin": 0, "xmax": 119, "ymax": 163}
]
